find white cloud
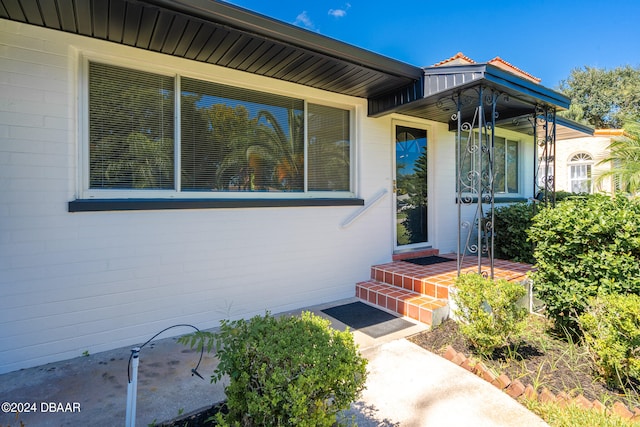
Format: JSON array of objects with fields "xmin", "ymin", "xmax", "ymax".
[
  {"xmin": 328, "ymin": 3, "xmax": 351, "ymax": 18},
  {"xmin": 294, "ymin": 11, "xmax": 316, "ymax": 30}
]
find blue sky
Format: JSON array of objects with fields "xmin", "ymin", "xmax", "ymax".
[{"xmin": 224, "ymin": 0, "xmax": 640, "ymax": 90}]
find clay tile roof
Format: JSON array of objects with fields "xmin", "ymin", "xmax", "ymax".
[
  {"xmin": 487, "ymin": 56, "xmax": 541, "ymax": 83},
  {"xmin": 432, "ymin": 52, "xmax": 476, "ymax": 66},
  {"xmin": 432, "ymin": 52, "xmax": 543, "ymax": 84},
  {"xmin": 594, "ymin": 129, "xmax": 626, "ymax": 137}
]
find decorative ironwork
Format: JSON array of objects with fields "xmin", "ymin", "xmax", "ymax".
[
  {"xmin": 453, "ymin": 86, "xmax": 500, "ymax": 279},
  {"xmin": 533, "ymin": 105, "xmax": 557, "ymax": 209},
  {"xmin": 443, "ymin": 86, "xmax": 558, "ymax": 281}
]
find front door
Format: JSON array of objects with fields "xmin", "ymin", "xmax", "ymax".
[{"xmin": 395, "ymin": 124, "xmax": 428, "ymax": 249}]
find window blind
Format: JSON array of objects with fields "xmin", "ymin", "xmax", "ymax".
[
  {"xmin": 307, "ymin": 104, "xmax": 350, "ymax": 191},
  {"xmin": 88, "ymin": 62, "xmax": 175, "ymax": 189},
  {"xmin": 180, "ymin": 77, "xmax": 304, "ymax": 192}
]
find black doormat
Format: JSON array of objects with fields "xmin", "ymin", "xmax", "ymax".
[
  {"xmin": 321, "ymin": 302, "xmax": 414, "ymax": 338},
  {"xmin": 403, "ymin": 255, "xmax": 455, "ymax": 266}
]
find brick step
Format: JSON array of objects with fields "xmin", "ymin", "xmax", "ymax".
[
  {"xmin": 392, "ymin": 248, "xmax": 439, "ymax": 261},
  {"xmin": 356, "ymin": 280, "xmax": 449, "ymax": 327},
  {"xmin": 370, "ymin": 259, "xmax": 457, "ymax": 300}
]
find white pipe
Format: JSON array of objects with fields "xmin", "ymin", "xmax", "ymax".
[{"xmin": 125, "ymin": 347, "xmax": 140, "ymax": 427}]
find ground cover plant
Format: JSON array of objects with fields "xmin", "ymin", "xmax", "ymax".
[
  {"xmin": 409, "ymin": 315, "xmax": 640, "ymax": 427},
  {"xmin": 522, "ymin": 399, "xmax": 638, "ymax": 427},
  {"xmin": 579, "ymin": 294, "xmax": 640, "ymax": 389}
]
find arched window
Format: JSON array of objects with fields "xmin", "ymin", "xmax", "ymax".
[{"xmin": 568, "ymin": 152, "xmax": 593, "ymax": 193}]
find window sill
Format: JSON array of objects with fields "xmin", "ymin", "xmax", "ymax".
[
  {"xmin": 68, "ymin": 198, "xmax": 364, "ymax": 212},
  {"xmin": 455, "ymin": 196, "xmax": 528, "ymax": 204}
]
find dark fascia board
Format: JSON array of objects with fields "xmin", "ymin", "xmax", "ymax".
[
  {"xmin": 556, "ymin": 116, "xmax": 595, "ymax": 137},
  {"xmin": 424, "ymin": 63, "xmax": 571, "ymax": 110},
  {"xmin": 481, "ymin": 64, "xmax": 570, "ymax": 110},
  {"xmin": 143, "ymin": 0, "xmax": 423, "ymax": 81}
]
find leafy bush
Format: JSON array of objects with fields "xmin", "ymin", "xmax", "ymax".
[
  {"xmin": 492, "ymin": 202, "xmax": 536, "ymax": 263},
  {"xmin": 491, "ymin": 193, "xmax": 585, "ymax": 264},
  {"xmin": 179, "ymin": 311, "xmax": 367, "ymax": 427},
  {"xmin": 536, "ymin": 190, "xmax": 582, "ymax": 203},
  {"xmin": 579, "ymin": 294, "xmax": 640, "ymax": 388},
  {"xmin": 452, "ymin": 273, "xmax": 528, "ymax": 356},
  {"xmin": 554, "ymin": 190, "xmax": 581, "ymax": 202},
  {"xmin": 528, "ymin": 194, "xmax": 640, "ymax": 333}
]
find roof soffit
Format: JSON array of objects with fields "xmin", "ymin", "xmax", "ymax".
[{"xmin": 0, "ymin": 0, "xmax": 423, "ymax": 98}]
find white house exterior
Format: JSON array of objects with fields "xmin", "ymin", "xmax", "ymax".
[{"xmin": 0, "ymin": 1, "xmax": 590, "ymax": 373}]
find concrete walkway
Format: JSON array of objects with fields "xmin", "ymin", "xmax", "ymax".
[{"xmin": 0, "ymin": 298, "xmax": 547, "ymax": 427}]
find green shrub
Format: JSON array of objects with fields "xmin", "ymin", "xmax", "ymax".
[
  {"xmin": 179, "ymin": 311, "xmax": 367, "ymax": 427},
  {"xmin": 554, "ymin": 190, "xmax": 581, "ymax": 202},
  {"xmin": 578, "ymin": 294, "xmax": 640, "ymax": 388},
  {"xmin": 452, "ymin": 273, "xmax": 528, "ymax": 356},
  {"xmin": 490, "ymin": 193, "xmax": 586, "ymax": 264},
  {"xmin": 528, "ymin": 194, "xmax": 640, "ymax": 333},
  {"xmin": 536, "ymin": 190, "xmax": 582, "ymax": 203},
  {"xmin": 491, "ymin": 202, "xmax": 536, "ymax": 264}
]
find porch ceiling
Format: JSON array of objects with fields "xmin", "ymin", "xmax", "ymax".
[
  {"xmin": 0, "ymin": 0, "xmax": 423, "ymax": 98},
  {"xmin": 497, "ymin": 115, "xmax": 596, "ymax": 140}
]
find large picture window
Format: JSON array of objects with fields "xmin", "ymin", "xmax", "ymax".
[{"xmin": 86, "ymin": 61, "xmax": 352, "ymax": 197}]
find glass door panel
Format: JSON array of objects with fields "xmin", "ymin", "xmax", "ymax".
[{"xmin": 395, "ymin": 125, "xmax": 428, "ymax": 247}]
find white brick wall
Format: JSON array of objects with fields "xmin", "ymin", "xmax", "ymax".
[
  {"xmin": 0, "ymin": 19, "xmax": 398, "ymax": 373},
  {"xmin": 1, "ymin": 18, "xmax": 537, "ymax": 373}
]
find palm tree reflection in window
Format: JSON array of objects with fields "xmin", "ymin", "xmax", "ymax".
[{"xmin": 180, "ymin": 78, "xmax": 305, "ymax": 192}]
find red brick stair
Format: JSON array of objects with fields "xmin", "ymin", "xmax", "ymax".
[
  {"xmin": 355, "ymin": 252, "xmax": 534, "ymax": 328},
  {"xmin": 355, "ymin": 251, "xmax": 455, "ymax": 327}
]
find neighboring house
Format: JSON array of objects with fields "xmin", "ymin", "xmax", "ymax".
[
  {"xmin": 0, "ymin": 1, "xmax": 592, "ymax": 373},
  {"xmin": 555, "ymin": 129, "xmax": 625, "ymax": 194}
]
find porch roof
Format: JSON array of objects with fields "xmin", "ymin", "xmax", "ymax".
[
  {"xmin": 0, "ymin": 0, "xmax": 422, "ymax": 99},
  {"xmin": 369, "ymin": 63, "xmax": 593, "ymax": 137}
]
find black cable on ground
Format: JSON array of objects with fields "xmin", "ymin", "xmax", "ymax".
[{"xmin": 127, "ymin": 324, "xmax": 205, "ymax": 383}]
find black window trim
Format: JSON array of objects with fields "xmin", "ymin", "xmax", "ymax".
[{"xmin": 68, "ymin": 198, "xmax": 364, "ymax": 212}]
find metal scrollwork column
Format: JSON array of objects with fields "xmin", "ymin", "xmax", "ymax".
[
  {"xmin": 533, "ymin": 105, "xmax": 557, "ymax": 209},
  {"xmin": 454, "ymin": 86, "xmax": 499, "ymax": 279}
]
